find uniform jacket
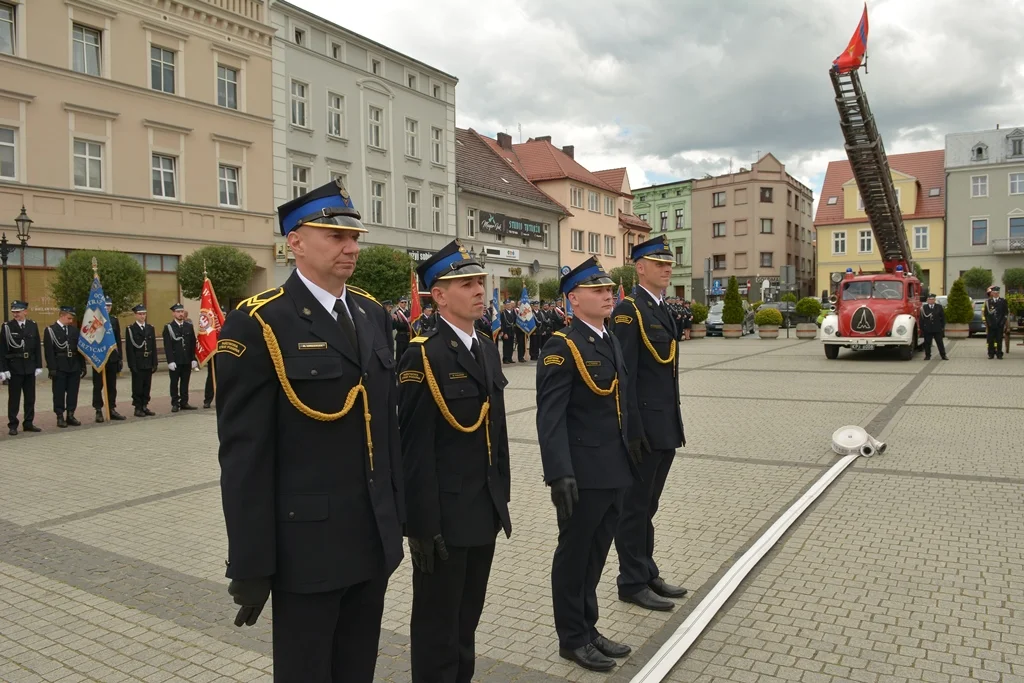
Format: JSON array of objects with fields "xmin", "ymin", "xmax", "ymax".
[
  {"xmin": 216, "ymin": 271, "xmax": 404, "ymax": 594},
  {"xmin": 984, "ymin": 297, "xmax": 1008, "ymax": 326},
  {"xmin": 918, "ymin": 303, "xmax": 946, "ymax": 334},
  {"xmin": 394, "ymin": 308, "xmax": 412, "ymax": 342},
  {"xmin": 1, "ymin": 319, "xmax": 42, "ymax": 375},
  {"xmin": 611, "ymin": 287, "xmax": 685, "ymax": 450},
  {"xmin": 44, "ymin": 322, "xmax": 84, "ymax": 373},
  {"xmin": 125, "ymin": 322, "xmax": 158, "ymax": 371},
  {"xmin": 163, "ymin": 319, "xmax": 197, "ymax": 365},
  {"xmin": 500, "ymin": 309, "xmax": 517, "ymax": 336},
  {"xmin": 108, "ymin": 317, "xmax": 123, "ymax": 365},
  {"xmin": 536, "ymin": 317, "xmax": 635, "ymax": 490},
  {"xmin": 397, "ymin": 319, "xmax": 512, "ymax": 547}
]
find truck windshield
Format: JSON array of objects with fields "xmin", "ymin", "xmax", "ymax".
[{"xmin": 841, "ymin": 280, "xmax": 904, "ymax": 301}]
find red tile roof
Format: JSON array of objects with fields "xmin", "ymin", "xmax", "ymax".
[
  {"xmin": 814, "ymin": 149, "xmax": 945, "ymax": 225},
  {"xmin": 593, "ymin": 168, "xmax": 627, "ymax": 194},
  {"xmin": 482, "ymin": 136, "xmax": 621, "ymax": 194},
  {"xmin": 456, "ymin": 129, "xmax": 568, "ymax": 214},
  {"xmin": 619, "ymin": 211, "xmax": 651, "ymax": 233}
]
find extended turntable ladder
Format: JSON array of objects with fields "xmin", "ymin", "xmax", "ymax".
[{"xmin": 830, "ymin": 68, "xmax": 912, "ymax": 273}]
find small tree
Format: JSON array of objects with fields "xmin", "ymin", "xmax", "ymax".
[
  {"xmin": 177, "ymin": 245, "xmax": 257, "ymax": 301},
  {"xmin": 539, "ymin": 277, "xmax": 560, "ymax": 302},
  {"xmin": 690, "ymin": 301, "xmax": 708, "ymax": 324},
  {"xmin": 50, "ymin": 251, "xmax": 146, "ymax": 320},
  {"xmin": 962, "ymin": 267, "xmax": 994, "ymax": 297},
  {"xmin": 348, "ymin": 245, "xmax": 415, "ymax": 302},
  {"xmin": 503, "ymin": 276, "xmax": 537, "ymax": 300},
  {"xmin": 781, "ymin": 292, "xmax": 798, "ymax": 304},
  {"xmin": 609, "ymin": 264, "xmax": 637, "ymax": 292},
  {"xmin": 795, "ymin": 297, "xmax": 822, "ymax": 320},
  {"xmin": 722, "ymin": 276, "xmax": 744, "ymax": 324},
  {"xmin": 1002, "ymin": 268, "xmax": 1024, "ymax": 293},
  {"xmin": 755, "ymin": 307, "xmax": 783, "ymax": 327},
  {"xmin": 945, "ymin": 278, "xmax": 973, "ymax": 324}
]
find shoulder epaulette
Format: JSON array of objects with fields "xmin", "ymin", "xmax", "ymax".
[
  {"xmin": 410, "ymin": 336, "xmax": 429, "ymax": 344},
  {"xmin": 553, "ymin": 330, "xmax": 567, "ymax": 338},
  {"xmin": 347, "ymin": 286, "xmax": 381, "ymax": 307},
  {"xmin": 236, "ymin": 287, "xmax": 284, "ymax": 317},
  {"xmin": 624, "ymin": 296, "xmax": 635, "ymax": 303}
]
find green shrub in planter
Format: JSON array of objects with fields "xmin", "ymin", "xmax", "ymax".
[
  {"xmin": 691, "ymin": 301, "xmax": 708, "ymax": 324},
  {"xmin": 750, "ymin": 300, "xmax": 763, "ymax": 310},
  {"xmin": 795, "ymin": 297, "xmax": 822, "ymax": 320},
  {"xmin": 781, "ymin": 292, "xmax": 797, "ymax": 304},
  {"xmin": 945, "ymin": 278, "xmax": 973, "ymax": 324},
  {"xmin": 1006, "ymin": 293, "xmax": 1024, "ymax": 317},
  {"xmin": 722, "ymin": 276, "xmax": 744, "ymax": 324},
  {"xmin": 754, "ymin": 307, "xmax": 783, "ymax": 327}
]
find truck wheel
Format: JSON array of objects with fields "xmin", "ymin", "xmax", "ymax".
[
  {"xmin": 824, "ymin": 344, "xmax": 840, "ymax": 359},
  {"xmin": 900, "ymin": 331, "xmax": 916, "ymax": 361}
]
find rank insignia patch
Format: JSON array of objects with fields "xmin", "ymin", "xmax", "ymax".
[
  {"xmin": 543, "ymin": 355, "xmax": 565, "ymax": 366},
  {"xmin": 585, "ymin": 360, "xmax": 601, "ymax": 367},
  {"xmin": 399, "ymin": 370, "xmax": 424, "ymax": 384},
  {"xmin": 614, "ymin": 315, "xmax": 633, "ymax": 325},
  {"xmin": 449, "ymin": 372, "xmax": 467, "ymax": 380},
  {"xmin": 217, "ymin": 339, "xmax": 246, "ymax": 358},
  {"xmin": 298, "ymin": 342, "xmax": 328, "ymax": 350}
]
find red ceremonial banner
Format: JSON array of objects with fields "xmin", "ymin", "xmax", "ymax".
[{"xmin": 195, "ymin": 277, "xmax": 226, "ymax": 366}]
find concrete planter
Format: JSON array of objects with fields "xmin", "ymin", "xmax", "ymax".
[
  {"xmin": 722, "ymin": 323, "xmax": 743, "ymax": 339},
  {"xmin": 945, "ymin": 323, "xmax": 969, "ymax": 339},
  {"xmin": 795, "ymin": 323, "xmax": 818, "ymax": 339},
  {"xmin": 758, "ymin": 326, "xmax": 780, "ymax": 339},
  {"xmin": 690, "ymin": 325, "xmax": 707, "ymax": 339}
]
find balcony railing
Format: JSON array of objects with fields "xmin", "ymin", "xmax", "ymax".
[
  {"xmin": 196, "ymin": 0, "xmax": 263, "ymax": 22},
  {"xmin": 992, "ymin": 237, "xmax": 1024, "ymax": 254}
]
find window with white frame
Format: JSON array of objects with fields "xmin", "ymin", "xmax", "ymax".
[
  {"xmin": 407, "ymin": 189, "xmax": 419, "ymax": 230},
  {"xmin": 405, "ymin": 119, "xmax": 419, "ymax": 158},
  {"xmin": 73, "ymin": 139, "xmax": 103, "ymax": 189},
  {"xmin": 217, "ymin": 65, "xmax": 238, "ymax": 109},
  {"xmin": 571, "ymin": 229, "xmax": 584, "ymax": 252},
  {"xmin": 1010, "ymin": 216, "xmax": 1024, "ymax": 239},
  {"xmin": 291, "ymin": 164, "xmax": 310, "ymax": 198},
  {"xmin": 604, "ymin": 235, "xmax": 615, "ymax": 256},
  {"xmin": 1010, "ymin": 172, "xmax": 1024, "ymax": 195},
  {"xmin": 624, "ymin": 200, "xmax": 632, "ymax": 215},
  {"xmin": 0, "ymin": 127, "xmax": 15, "ymax": 179},
  {"xmin": 407, "ymin": 72, "xmax": 417, "ymax": 90},
  {"xmin": 675, "ymin": 208, "xmax": 684, "ymax": 229},
  {"xmin": 971, "ymin": 219, "xmax": 988, "ymax": 245},
  {"xmin": 0, "ymin": 3, "xmax": 15, "ymax": 56},
  {"xmin": 290, "ymin": 80, "xmax": 308, "ymax": 127},
  {"xmin": 660, "ymin": 211, "xmax": 668, "ymax": 230},
  {"xmin": 370, "ymin": 181, "xmax": 384, "ymax": 224},
  {"xmin": 151, "ymin": 154, "xmax": 177, "ymax": 199},
  {"xmin": 433, "ymin": 84, "xmax": 441, "ymax": 99},
  {"xmin": 467, "ymin": 208, "xmax": 476, "ymax": 237},
  {"xmin": 327, "ymin": 93, "xmax": 343, "ymax": 137},
  {"xmin": 588, "ymin": 232, "xmax": 599, "ymax": 253},
  {"xmin": 913, "ymin": 226, "xmax": 929, "ymax": 251},
  {"xmin": 570, "ymin": 186, "xmax": 583, "ymax": 208},
  {"xmin": 832, "ymin": 230, "xmax": 846, "ymax": 255},
  {"xmin": 971, "ymin": 175, "xmax": 988, "ymax": 198},
  {"xmin": 293, "ymin": 27, "xmax": 305, "ymax": 46},
  {"xmin": 370, "ymin": 57, "xmax": 382, "ymax": 76},
  {"xmin": 368, "ymin": 106, "xmax": 383, "ymax": 148},
  {"xmin": 430, "ymin": 127, "xmax": 442, "ymax": 164},
  {"xmin": 331, "ymin": 42, "xmax": 342, "ymax": 60},
  {"xmin": 150, "ymin": 46, "xmax": 175, "ymax": 94},
  {"xmin": 604, "ymin": 196, "xmax": 614, "ymax": 215},
  {"xmin": 218, "ymin": 165, "xmax": 239, "ymax": 207},
  {"xmin": 72, "ymin": 24, "xmax": 101, "ymax": 76},
  {"xmin": 858, "ymin": 229, "xmax": 872, "ymax": 253},
  {"xmin": 432, "ymin": 194, "xmax": 443, "ymax": 233},
  {"xmin": 588, "ymin": 191, "xmax": 599, "ymax": 212}
]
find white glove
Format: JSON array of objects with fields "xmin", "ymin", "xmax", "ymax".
[
  {"xmin": 191, "ymin": 360, "xmax": 199, "ymax": 370},
  {"xmin": 168, "ymin": 362, "xmax": 177, "ymax": 371},
  {"xmin": 0, "ymin": 371, "xmax": 9, "ymax": 381},
  {"xmin": 34, "ymin": 368, "xmax": 42, "ymax": 377}
]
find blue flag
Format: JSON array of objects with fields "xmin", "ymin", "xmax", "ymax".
[
  {"xmin": 515, "ymin": 286, "xmax": 536, "ymax": 335},
  {"xmin": 490, "ymin": 285, "xmax": 501, "ymax": 341},
  {"xmin": 78, "ymin": 276, "xmax": 117, "ymax": 371}
]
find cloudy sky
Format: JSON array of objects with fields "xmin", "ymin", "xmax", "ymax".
[{"xmin": 291, "ymin": 0, "xmax": 1023, "ymax": 208}]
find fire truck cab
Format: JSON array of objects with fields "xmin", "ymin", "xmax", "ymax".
[{"xmin": 820, "ymin": 267, "xmax": 922, "ymax": 360}]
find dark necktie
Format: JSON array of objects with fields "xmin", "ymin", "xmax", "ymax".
[
  {"xmin": 333, "ymin": 300, "xmax": 358, "ymax": 354},
  {"xmin": 470, "ymin": 338, "xmax": 484, "ymax": 368},
  {"xmin": 602, "ymin": 331, "xmax": 611, "ymax": 345}
]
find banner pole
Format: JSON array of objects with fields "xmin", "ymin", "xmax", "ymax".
[{"xmin": 102, "ymin": 364, "xmax": 111, "ymax": 423}]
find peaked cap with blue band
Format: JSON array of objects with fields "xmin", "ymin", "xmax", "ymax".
[
  {"xmin": 59, "ymin": 306, "xmax": 76, "ymax": 314},
  {"xmin": 417, "ymin": 239, "xmax": 486, "ymax": 290},
  {"xmin": 277, "ymin": 178, "xmax": 367, "ymax": 236},
  {"xmin": 632, "ymin": 234, "xmax": 673, "ymax": 263},
  {"xmin": 10, "ymin": 299, "xmax": 27, "ymax": 311},
  {"xmin": 560, "ymin": 256, "xmax": 615, "ymax": 295}
]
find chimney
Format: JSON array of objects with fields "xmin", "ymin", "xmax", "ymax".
[
  {"xmin": 996, "ymin": 124, "xmax": 1000, "ymax": 130},
  {"xmin": 562, "ymin": 145, "xmax": 575, "ymax": 159},
  {"xmin": 534, "ymin": 135, "xmax": 552, "ymax": 143},
  {"xmin": 497, "ymin": 132, "xmax": 512, "ymax": 150}
]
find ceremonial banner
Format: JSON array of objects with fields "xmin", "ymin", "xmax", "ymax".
[
  {"xmin": 78, "ymin": 274, "xmax": 117, "ymax": 371},
  {"xmin": 409, "ymin": 268, "xmax": 424, "ymax": 334},
  {"xmin": 515, "ymin": 286, "xmax": 536, "ymax": 336},
  {"xmin": 833, "ymin": 4, "xmax": 868, "ymax": 74},
  {"xmin": 195, "ymin": 277, "xmax": 226, "ymax": 367},
  {"xmin": 490, "ymin": 280, "xmax": 501, "ymax": 341},
  {"xmin": 616, "ymin": 283, "xmax": 625, "ymax": 304}
]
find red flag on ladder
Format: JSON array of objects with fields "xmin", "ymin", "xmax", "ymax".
[{"xmin": 833, "ymin": 4, "xmax": 869, "ymax": 74}]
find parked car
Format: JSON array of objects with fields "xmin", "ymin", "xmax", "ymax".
[
  {"xmin": 759, "ymin": 302, "xmax": 796, "ymax": 328},
  {"xmin": 970, "ymin": 300, "xmax": 985, "ymax": 336},
  {"xmin": 705, "ymin": 301, "xmax": 755, "ymax": 336}
]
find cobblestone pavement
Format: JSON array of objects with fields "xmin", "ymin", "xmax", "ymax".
[{"xmin": 2, "ymin": 336, "xmax": 1021, "ymax": 682}]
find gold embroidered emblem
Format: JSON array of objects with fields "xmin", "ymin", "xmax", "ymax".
[
  {"xmin": 449, "ymin": 372, "xmax": 468, "ymax": 380},
  {"xmin": 298, "ymin": 342, "xmax": 328, "ymax": 350},
  {"xmin": 399, "ymin": 370, "xmax": 424, "ymax": 384},
  {"xmin": 543, "ymin": 355, "xmax": 565, "ymax": 366},
  {"xmin": 302, "ymin": 307, "xmax": 312, "ymax": 316},
  {"xmin": 614, "ymin": 315, "xmax": 633, "ymax": 325},
  {"xmin": 217, "ymin": 339, "xmax": 246, "ymax": 358}
]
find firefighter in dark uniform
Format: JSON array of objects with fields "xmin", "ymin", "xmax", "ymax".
[
  {"xmin": 537, "ymin": 301, "xmax": 553, "ymax": 351},
  {"xmin": 610, "ymin": 236, "xmax": 689, "ymax": 612},
  {"xmin": 398, "ymin": 240, "xmax": 512, "ymax": 683},
  {"xmin": 1, "ymin": 300, "xmax": 43, "ymax": 435},
  {"xmin": 93, "ymin": 296, "xmax": 126, "ymax": 422},
  {"xmin": 527, "ymin": 300, "xmax": 542, "ymax": 360},
  {"xmin": 44, "ymin": 306, "xmax": 86, "ymax": 428},
  {"xmin": 163, "ymin": 303, "xmax": 198, "ymax": 412},
  {"xmin": 500, "ymin": 299, "xmax": 517, "ymax": 364},
  {"xmin": 985, "ymin": 286, "xmax": 1008, "ymax": 359},
  {"xmin": 418, "ymin": 303, "xmax": 438, "ymax": 335},
  {"xmin": 536, "ymin": 256, "xmax": 636, "ymax": 672},
  {"xmin": 920, "ymin": 292, "xmax": 948, "ymax": 361},
  {"xmin": 217, "ymin": 179, "xmax": 404, "ymax": 682},
  {"xmin": 394, "ymin": 298, "xmax": 413, "ymax": 360},
  {"xmin": 125, "ymin": 304, "xmax": 158, "ymax": 417}
]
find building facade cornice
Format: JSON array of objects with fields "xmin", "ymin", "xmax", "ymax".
[{"xmin": 133, "ymin": 0, "xmax": 273, "ymax": 51}]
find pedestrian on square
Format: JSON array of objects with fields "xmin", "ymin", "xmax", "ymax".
[
  {"xmin": 125, "ymin": 304, "xmax": 157, "ymax": 417},
  {"xmin": 216, "ymin": 179, "xmax": 404, "ymax": 682},
  {"xmin": 163, "ymin": 303, "xmax": 198, "ymax": 412},
  {"xmin": 1, "ymin": 300, "xmax": 43, "ymax": 435},
  {"xmin": 500, "ymin": 299, "xmax": 517, "ymax": 363},
  {"xmin": 680, "ymin": 300, "xmax": 693, "ymax": 341},
  {"xmin": 398, "ymin": 239, "xmax": 512, "ymax": 683},
  {"xmin": 609, "ymin": 236, "xmax": 689, "ymax": 613},
  {"xmin": 536, "ymin": 256, "xmax": 636, "ymax": 672},
  {"xmin": 92, "ymin": 296, "xmax": 126, "ymax": 422},
  {"xmin": 44, "ymin": 306, "xmax": 86, "ymax": 428},
  {"xmin": 920, "ymin": 293, "xmax": 949, "ymax": 361},
  {"xmin": 394, "ymin": 297, "xmax": 413, "ymax": 360},
  {"xmin": 984, "ymin": 286, "xmax": 1008, "ymax": 359}
]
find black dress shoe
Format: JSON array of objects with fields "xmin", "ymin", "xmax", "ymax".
[
  {"xmin": 66, "ymin": 413, "xmax": 81, "ymax": 427},
  {"xmin": 22, "ymin": 424, "xmax": 40, "ymax": 432},
  {"xmin": 8, "ymin": 428, "xmax": 17, "ymax": 436},
  {"xmin": 649, "ymin": 577, "xmax": 689, "ymax": 598},
  {"xmin": 941, "ymin": 356, "xmax": 949, "ymax": 361},
  {"xmin": 143, "ymin": 408, "xmax": 156, "ymax": 416},
  {"xmin": 110, "ymin": 410, "xmax": 126, "ymax": 421},
  {"xmin": 180, "ymin": 404, "xmax": 197, "ymax": 411},
  {"xmin": 619, "ymin": 587, "xmax": 674, "ymax": 611},
  {"xmin": 923, "ymin": 356, "xmax": 931, "ymax": 361},
  {"xmin": 56, "ymin": 415, "xmax": 67, "ymax": 428},
  {"xmin": 202, "ymin": 401, "xmax": 212, "ymax": 409},
  {"xmin": 95, "ymin": 410, "xmax": 105, "ymax": 423},
  {"xmin": 592, "ymin": 635, "xmax": 631, "ymax": 659},
  {"xmin": 134, "ymin": 409, "xmax": 146, "ymax": 417},
  {"xmin": 171, "ymin": 405, "xmax": 180, "ymax": 413},
  {"xmin": 558, "ymin": 643, "xmax": 615, "ymax": 672}
]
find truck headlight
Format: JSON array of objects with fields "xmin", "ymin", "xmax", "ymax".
[
  {"xmin": 823, "ymin": 324, "xmax": 835, "ymax": 335},
  {"xmin": 896, "ymin": 325, "xmax": 907, "ymax": 336}
]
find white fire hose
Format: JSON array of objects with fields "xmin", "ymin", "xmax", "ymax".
[{"xmin": 629, "ymin": 426, "xmax": 885, "ymax": 683}]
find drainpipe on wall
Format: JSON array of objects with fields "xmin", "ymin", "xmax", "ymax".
[{"xmin": 943, "ymin": 171, "xmax": 948, "ymax": 295}]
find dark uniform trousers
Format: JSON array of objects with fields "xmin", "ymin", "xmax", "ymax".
[
  {"xmin": 51, "ymin": 371, "xmax": 81, "ymax": 414},
  {"xmin": 514, "ymin": 329, "xmax": 526, "ymax": 361},
  {"xmin": 8, "ymin": 372, "xmax": 36, "ymax": 428},
  {"xmin": 500, "ymin": 311, "xmax": 516, "ymax": 363},
  {"xmin": 92, "ymin": 318, "xmax": 121, "ymax": 410},
  {"xmin": 398, "ymin": 323, "xmax": 512, "ymax": 683},
  {"xmin": 536, "ymin": 320, "xmax": 635, "ymax": 651},
  {"xmin": 610, "ymin": 289, "xmax": 686, "ymax": 597},
  {"xmin": 3, "ymin": 319, "xmax": 41, "ymax": 429},
  {"xmin": 204, "ymin": 357, "xmax": 215, "ymax": 406},
  {"xmin": 217, "ymin": 273, "xmax": 405, "ymax": 683},
  {"xmin": 985, "ymin": 298, "xmax": 1007, "ymax": 358},
  {"xmin": 45, "ymin": 324, "xmax": 82, "ymax": 415},
  {"xmin": 125, "ymin": 323, "xmax": 157, "ymax": 409},
  {"xmin": 164, "ymin": 320, "xmax": 196, "ymax": 407},
  {"xmin": 528, "ymin": 330, "xmax": 542, "ymax": 360}
]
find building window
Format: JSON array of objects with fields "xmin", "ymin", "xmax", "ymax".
[
  {"xmin": 713, "ymin": 222, "xmax": 726, "ymax": 237},
  {"xmin": 570, "ymin": 186, "xmax": 584, "ymax": 208},
  {"xmin": 370, "ymin": 58, "xmax": 382, "ymax": 76},
  {"xmin": 1010, "ymin": 172, "xmax": 1024, "ymax": 195},
  {"xmin": 291, "ymin": 164, "xmax": 310, "ymax": 198},
  {"xmin": 971, "ymin": 219, "xmax": 988, "ymax": 245},
  {"xmin": 826, "ymin": 196, "xmax": 838, "ymax": 205},
  {"xmin": 858, "ymin": 229, "xmax": 872, "ymax": 253},
  {"xmin": 542, "ymin": 224, "xmax": 549, "ymax": 248},
  {"xmin": 605, "ymin": 196, "xmax": 614, "ymax": 216},
  {"xmin": 604, "ymin": 235, "xmax": 615, "ymax": 257},
  {"xmin": 760, "ymin": 218, "xmax": 773, "ymax": 234},
  {"xmin": 588, "ymin": 232, "xmax": 599, "ymax": 254},
  {"xmin": 760, "ymin": 187, "xmax": 773, "ymax": 202},
  {"xmin": 1012, "ymin": 139, "xmax": 1023, "ymax": 157},
  {"xmin": 713, "ymin": 254, "xmax": 726, "ymax": 270},
  {"xmin": 913, "ymin": 226, "xmax": 929, "ymax": 251},
  {"xmin": 429, "ymin": 194, "xmax": 442, "ymax": 233},
  {"xmin": 433, "ymin": 84, "xmax": 441, "ymax": 99},
  {"xmin": 660, "ymin": 211, "xmax": 668, "ymax": 230},
  {"xmin": 150, "ymin": 46, "xmax": 175, "ymax": 94},
  {"xmin": 407, "ymin": 189, "xmax": 419, "ymax": 230},
  {"xmin": 588, "ymin": 191, "xmax": 599, "ymax": 212},
  {"xmin": 1011, "ymin": 217, "xmax": 1024, "ymax": 239},
  {"xmin": 624, "ymin": 200, "xmax": 632, "ymax": 215},
  {"xmin": 787, "ymin": 221, "xmax": 792, "ymax": 237},
  {"xmin": 971, "ymin": 175, "xmax": 988, "ymax": 197},
  {"xmin": 327, "ymin": 93, "xmax": 344, "ymax": 137},
  {"xmin": 370, "ymin": 181, "xmax": 385, "ymax": 224},
  {"xmin": 331, "ymin": 42, "xmax": 342, "ymax": 60},
  {"xmin": 293, "ymin": 27, "xmax": 305, "ymax": 45},
  {"xmin": 637, "ymin": 213, "xmax": 647, "ymax": 223},
  {"xmin": 430, "ymin": 127, "xmax": 443, "ymax": 164},
  {"xmin": 675, "ymin": 246, "xmax": 684, "ymax": 266},
  {"xmin": 217, "ymin": 65, "xmax": 238, "ymax": 109},
  {"xmin": 675, "ymin": 208, "xmax": 684, "ymax": 229},
  {"xmin": 290, "ymin": 80, "xmax": 308, "ymax": 127},
  {"xmin": 218, "ymin": 165, "xmax": 240, "ymax": 207},
  {"xmin": 407, "ymin": 72, "xmax": 417, "ymax": 90},
  {"xmin": 467, "ymin": 208, "xmax": 476, "ymax": 237},
  {"xmin": 73, "ymin": 139, "xmax": 103, "ymax": 190},
  {"xmin": 760, "ymin": 252, "xmax": 773, "ymax": 268},
  {"xmin": 712, "ymin": 191, "xmax": 726, "ymax": 207},
  {"xmin": 0, "ymin": 3, "xmax": 15, "ymax": 56},
  {"xmin": 405, "ymin": 118, "xmax": 419, "ymax": 157},
  {"xmin": 151, "ymin": 154, "xmax": 177, "ymax": 199},
  {"xmin": 72, "ymin": 24, "xmax": 101, "ymax": 76},
  {"xmin": 787, "ymin": 189, "xmax": 792, "ymax": 206},
  {"xmin": 0, "ymin": 126, "xmax": 15, "ymax": 179},
  {"xmin": 368, "ymin": 106, "xmax": 383, "ymax": 148},
  {"xmin": 571, "ymin": 229, "xmax": 584, "ymax": 252},
  {"xmin": 973, "ymin": 144, "xmax": 987, "ymax": 161}
]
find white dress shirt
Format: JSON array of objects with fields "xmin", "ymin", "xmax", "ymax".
[
  {"xmin": 577, "ymin": 317, "xmax": 608, "ymax": 339},
  {"xmin": 439, "ymin": 314, "xmax": 476, "ymax": 353},
  {"xmin": 296, "ymin": 269, "xmax": 350, "ymax": 320},
  {"xmin": 639, "ymin": 285, "xmax": 663, "ymax": 306}
]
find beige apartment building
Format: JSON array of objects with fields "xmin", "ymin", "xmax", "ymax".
[
  {"xmin": 692, "ymin": 153, "xmax": 816, "ymax": 302},
  {"xmin": 0, "ymin": 0, "xmax": 275, "ymax": 329}
]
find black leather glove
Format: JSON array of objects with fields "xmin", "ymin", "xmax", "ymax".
[
  {"xmin": 408, "ymin": 535, "xmax": 449, "ymax": 574},
  {"xmin": 151, "ymin": 366, "xmax": 158, "ymax": 374},
  {"xmin": 550, "ymin": 476, "xmax": 579, "ymax": 521},
  {"xmin": 117, "ymin": 361, "xmax": 123, "ymax": 372},
  {"xmin": 80, "ymin": 367, "xmax": 87, "ymax": 379},
  {"xmin": 227, "ymin": 577, "xmax": 271, "ymax": 627},
  {"xmin": 47, "ymin": 370, "xmax": 54, "ymax": 380},
  {"xmin": 627, "ymin": 434, "xmax": 651, "ymax": 467}
]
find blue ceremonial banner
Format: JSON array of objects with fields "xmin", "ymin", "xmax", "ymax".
[
  {"xmin": 515, "ymin": 286, "xmax": 536, "ymax": 335},
  {"xmin": 490, "ymin": 282, "xmax": 501, "ymax": 341},
  {"xmin": 78, "ymin": 276, "xmax": 117, "ymax": 371}
]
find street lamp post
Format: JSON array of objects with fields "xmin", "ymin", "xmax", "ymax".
[{"xmin": 1, "ymin": 206, "xmax": 33, "ymax": 316}]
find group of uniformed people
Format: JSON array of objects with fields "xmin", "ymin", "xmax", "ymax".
[{"xmin": 214, "ymin": 178, "xmax": 689, "ymax": 681}]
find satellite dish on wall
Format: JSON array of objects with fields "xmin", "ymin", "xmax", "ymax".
[{"xmin": 530, "ymin": 259, "xmax": 541, "ymax": 275}]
